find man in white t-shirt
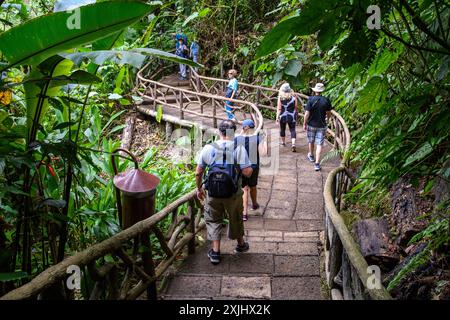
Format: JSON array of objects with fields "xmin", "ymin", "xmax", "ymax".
[{"xmin": 195, "ymin": 120, "xmax": 253, "ymax": 265}]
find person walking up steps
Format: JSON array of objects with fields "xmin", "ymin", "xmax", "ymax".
[
  {"xmin": 276, "ymin": 83, "xmax": 298, "ymax": 152},
  {"xmin": 235, "ymin": 119, "xmax": 266, "ymax": 221},
  {"xmin": 224, "ymin": 69, "xmax": 239, "ymax": 121},
  {"xmin": 190, "ymin": 37, "xmax": 200, "ymax": 72},
  {"xmin": 303, "ymin": 83, "xmax": 333, "ymax": 171},
  {"xmin": 196, "ymin": 120, "xmax": 252, "ymax": 265},
  {"xmin": 175, "ymin": 37, "xmax": 189, "ymax": 80}
]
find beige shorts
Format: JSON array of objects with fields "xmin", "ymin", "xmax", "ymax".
[{"xmin": 204, "ymin": 189, "xmax": 244, "ymax": 241}]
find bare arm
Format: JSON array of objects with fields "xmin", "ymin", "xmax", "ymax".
[
  {"xmin": 258, "ymin": 138, "xmax": 268, "ymax": 156},
  {"xmin": 195, "ymin": 165, "xmax": 205, "ymax": 200},
  {"xmin": 242, "ymin": 166, "xmax": 253, "ymax": 178},
  {"xmin": 303, "ymin": 111, "xmax": 310, "ymax": 130},
  {"xmin": 276, "ymin": 97, "xmax": 281, "ymax": 123},
  {"xmin": 326, "ymin": 111, "xmax": 332, "ymax": 124}
]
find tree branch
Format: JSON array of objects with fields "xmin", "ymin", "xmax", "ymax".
[
  {"xmin": 398, "ymin": 0, "xmax": 450, "ymax": 52},
  {"xmin": 381, "ymin": 27, "xmax": 449, "ymax": 55}
]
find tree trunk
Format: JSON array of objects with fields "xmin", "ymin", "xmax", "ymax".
[
  {"xmin": 120, "ymin": 113, "xmax": 137, "ymax": 153},
  {"xmin": 353, "ymin": 218, "xmax": 399, "ymax": 271}
]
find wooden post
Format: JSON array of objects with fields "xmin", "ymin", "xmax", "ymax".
[
  {"xmin": 212, "ymin": 98, "xmax": 217, "ymax": 128},
  {"xmin": 179, "ymin": 90, "xmax": 184, "ymax": 120},
  {"xmin": 328, "ymin": 223, "xmax": 342, "ymax": 288},
  {"xmin": 256, "ymin": 88, "xmax": 261, "ymax": 109},
  {"xmin": 196, "ymin": 75, "xmax": 201, "ymax": 93},
  {"xmin": 141, "ymin": 231, "xmax": 157, "ymax": 300},
  {"xmin": 188, "ymin": 200, "xmax": 196, "ymax": 255},
  {"xmin": 165, "ymin": 122, "xmax": 173, "ymax": 142},
  {"xmin": 342, "ymin": 250, "xmax": 354, "ymax": 300},
  {"xmin": 334, "ymin": 118, "xmax": 339, "ymax": 149},
  {"xmin": 152, "ymin": 83, "xmax": 157, "ymax": 111}
]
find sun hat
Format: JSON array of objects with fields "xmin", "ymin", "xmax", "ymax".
[
  {"xmin": 242, "ymin": 119, "xmax": 255, "ymax": 129},
  {"xmin": 280, "ymin": 83, "xmax": 291, "ymax": 93},
  {"xmin": 311, "ymin": 83, "xmax": 325, "ymax": 92}
]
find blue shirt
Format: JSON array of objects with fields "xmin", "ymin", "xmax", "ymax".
[
  {"xmin": 235, "ymin": 134, "xmax": 261, "ymax": 169},
  {"xmin": 190, "ymin": 42, "xmax": 199, "ymax": 55},
  {"xmin": 227, "ymin": 78, "xmax": 238, "ymax": 92},
  {"xmin": 176, "ymin": 44, "xmax": 188, "ymax": 58}
]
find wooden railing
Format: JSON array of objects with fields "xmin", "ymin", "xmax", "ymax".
[
  {"xmin": 136, "ymin": 63, "xmax": 264, "ymax": 134},
  {"xmin": 323, "ymin": 168, "xmax": 392, "ymax": 300},
  {"xmin": 0, "ymin": 191, "xmax": 204, "ymax": 300},
  {"xmin": 189, "ymin": 68, "xmax": 308, "ymax": 111}
]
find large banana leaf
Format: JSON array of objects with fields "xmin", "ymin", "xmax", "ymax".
[{"xmin": 0, "ymin": 0, "xmax": 154, "ymax": 69}]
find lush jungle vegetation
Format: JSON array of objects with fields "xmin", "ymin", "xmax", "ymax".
[{"xmin": 0, "ymin": 0, "xmax": 449, "ymax": 299}]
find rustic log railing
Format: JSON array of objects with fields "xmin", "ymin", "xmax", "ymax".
[
  {"xmin": 0, "ymin": 190, "xmax": 205, "ymax": 300},
  {"xmin": 136, "ymin": 63, "xmax": 264, "ymax": 134},
  {"xmin": 323, "ymin": 167, "xmax": 392, "ymax": 300},
  {"xmin": 189, "ymin": 68, "xmax": 309, "ymax": 111}
]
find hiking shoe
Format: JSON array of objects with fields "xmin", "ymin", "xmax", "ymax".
[
  {"xmin": 234, "ymin": 242, "xmax": 250, "ymax": 253},
  {"xmin": 307, "ymin": 153, "xmax": 315, "ymax": 162},
  {"xmin": 314, "ymin": 163, "xmax": 321, "ymax": 171},
  {"xmin": 243, "ymin": 214, "xmax": 248, "ymax": 221},
  {"xmin": 292, "ymin": 145, "xmax": 296, "ymax": 152},
  {"xmin": 207, "ymin": 249, "xmax": 221, "ymax": 265}
]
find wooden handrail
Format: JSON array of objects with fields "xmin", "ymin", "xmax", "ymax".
[
  {"xmin": 1, "ymin": 190, "xmax": 202, "ymax": 300},
  {"xmin": 323, "ymin": 168, "xmax": 392, "ymax": 300},
  {"xmin": 136, "ymin": 66, "xmax": 264, "ymax": 134}
]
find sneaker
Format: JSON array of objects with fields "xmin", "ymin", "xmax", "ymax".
[
  {"xmin": 234, "ymin": 242, "xmax": 250, "ymax": 253},
  {"xmin": 207, "ymin": 249, "xmax": 221, "ymax": 265},
  {"xmin": 280, "ymin": 142, "xmax": 286, "ymax": 147},
  {"xmin": 314, "ymin": 163, "xmax": 321, "ymax": 171},
  {"xmin": 292, "ymin": 146, "xmax": 296, "ymax": 152},
  {"xmin": 307, "ymin": 153, "xmax": 315, "ymax": 162},
  {"xmin": 243, "ymin": 214, "xmax": 248, "ymax": 221}
]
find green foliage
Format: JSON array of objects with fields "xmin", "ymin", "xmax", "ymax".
[
  {"xmin": 387, "ymin": 211, "xmax": 450, "ymax": 291},
  {"xmin": 0, "ymin": 1, "xmax": 155, "ymax": 69}
]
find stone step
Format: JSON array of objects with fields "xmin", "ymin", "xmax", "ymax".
[{"xmin": 161, "ymin": 274, "xmax": 323, "ymax": 300}]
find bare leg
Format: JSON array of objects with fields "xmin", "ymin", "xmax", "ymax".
[
  {"xmin": 281, "ymin": 137, "xmax": 286, "ymax": 145},
  {"xmin": 250, "ymin": 186, "xmax": 258, "ymax": 207},
  {"xmin": 212, "ymin": 240, "xmax": 220, "ymax": 252},
  {"xmin": 308, "ymin": 143, "xmax": 315, "ymax": 157},
  {"xmin": 243, "ymin": 186, "xmax": 249, "ymax": 215},
  {"xmin": 237, "ymin": 237, "xmax": 245, "ymax": 246},
  {"xmin": 315, "ymin": 144, "xmax": 323, "ymax": 163}
]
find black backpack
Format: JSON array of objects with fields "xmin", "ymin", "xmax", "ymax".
[{"xmin": 204, "ymin": 142, "xmax": 240, "ymax": 198}]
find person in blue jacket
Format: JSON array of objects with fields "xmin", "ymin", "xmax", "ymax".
[
  {"xmin": 175, "ymin": 37, "xmax": 189, "ymax": 80},
  {"xmin": 190, "ymin": 37, "xmax": 200, "ymax": 72}
]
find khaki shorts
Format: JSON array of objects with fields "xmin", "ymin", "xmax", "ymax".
[{"xmin": 204, "ymin": 189, "xmax": 244, "ymax": 241}]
